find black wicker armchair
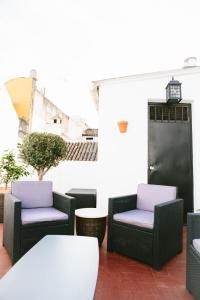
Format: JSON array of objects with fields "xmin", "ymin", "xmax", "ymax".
[
  {"xmin": 107, "ymin": 183, "xmax": 183, "ymax": 270},
  {"xmin": 186, "ymin": 213, "xmax": 200, "ymax": 299},
  {"xmin": 3, "ymin": 181, "xmax": 75, "ymax": 264}
]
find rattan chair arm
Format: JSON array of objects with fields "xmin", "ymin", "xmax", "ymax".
[
  {"xmin": 107, "ymin": 194, "xmax": 137, "ymax": 252},
  {"xmin": 187, "ymin": 213, "xmax": 200, "ymax": 244},
  {"xmin": 153, "ymin": 198, "xmax": 183, "ymax": 269},
  {"xmin": 154, "ymin": 198, "xmax": 183, "ymax": 228},
  {"xmin": 3, "ymin": 193, "xmax": 21, "ymax": 264},
  {"xmin": 53, "ymin": 192, "xmax": 75, "ymax": 231},
  {"xmin": 53, "ymin": 192, "xmax": 74, "ymax": 212},
  {"xmin": 108, "ymin": 194, "xmax": 137, "ymax": 215}
]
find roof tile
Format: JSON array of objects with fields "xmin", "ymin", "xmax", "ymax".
[{"xmin": 66, "ymin": 142, "xmax": 98, "ymax": 161}]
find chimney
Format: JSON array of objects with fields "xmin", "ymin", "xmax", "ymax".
[
  {"xmin": 29, "ymin": 69, "xmax": 37, "ymax": 79},
  {"xmin": 183, "ymin": 57, "xmax": 198, "ymax": 68}
]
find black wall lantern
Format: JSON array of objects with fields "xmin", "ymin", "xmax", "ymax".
[{"xmin": 166, "ymin": 77, "xmax": 182, "ymax": 104}]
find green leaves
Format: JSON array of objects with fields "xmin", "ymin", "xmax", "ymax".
[
  {"xmin": 0, "ymin": 150, "xmax": 30, "ymax": 188},
  {"xmin": 19, "ymin": 132, "xmax": 67, "ymax": 180}
]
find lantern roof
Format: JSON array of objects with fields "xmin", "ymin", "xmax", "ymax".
[{"xmin": 166, "ymin": 77, "xmax": 181, "ymax": 88}]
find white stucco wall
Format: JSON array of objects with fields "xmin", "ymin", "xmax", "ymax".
[
  {"xmin": 31, "ymin": 90, "xmax": 87, "ymax": 141},
  {"xmin": 67, "ymin": 117, "xmax": 88, "ymax": 141},
  {"xmin": 31, "ymin": 89, "xmax": 45, "ymax": 132},
  {"xmin": 45, "ymin": 161, "xmax": 98, "ymax": 193},
  {"xmin": 0, "ymin": 84, "xmax": 19, "ymax": 156},
  {"xmin": 23, "ymin": 161, "xmax": 98, "ymax": 194},
  {"xmin": 31, "ymin": 90, "xmax": 70, "ymax": 140},
  {"xmin": 97, "ymin": 67, "xmax": 200, "ymax": 211}
]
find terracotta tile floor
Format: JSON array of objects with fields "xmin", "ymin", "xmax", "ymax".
[{"xmin": 0, "ymin": 224, "xmax": 194, "ymax": 300}]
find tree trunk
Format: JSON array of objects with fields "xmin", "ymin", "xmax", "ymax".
[
  {"xmin": 38, "ymin": 171, "xmax": 44, "ymax": 181},
  {"xmin": 38, "ymin": 174, "xmax": 43, "ymax": 181},
  {"xmin": 5, "ymin": 182, "xmax": 8, "ymax": 189}
]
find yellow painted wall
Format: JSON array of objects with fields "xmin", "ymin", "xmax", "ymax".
[{"xmin": 5, "ymin": 77, "xmax": 33, "ymax": 123}]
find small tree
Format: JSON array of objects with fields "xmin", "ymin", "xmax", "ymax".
[
  {"xmin": 19, "ymin": 132, "xmax": 67, "ymax": 180},
  {"xmin": 0, "ymin": 150, "xmax": 30, "ymax": 189}
]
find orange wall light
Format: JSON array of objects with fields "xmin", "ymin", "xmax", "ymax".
[{"xmin": 117, "ymin": 120, "xmax": 128, "ymax": 133}]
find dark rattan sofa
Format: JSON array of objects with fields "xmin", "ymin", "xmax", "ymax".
[
  {"xmin": 107, "ymin": 183, "xmax": 183, "ymax": 270},
  {"xmin": 3, "ymin": 181, "xmax": 75, "ymax": 264},
  {"xmin": 186, "ymin": 213, "xmax": 200, "ymax": 299}
]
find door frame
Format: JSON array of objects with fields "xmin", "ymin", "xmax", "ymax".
[{"xmin": 147, "ymin": 101, "xmax": 194, "ymax": 215}]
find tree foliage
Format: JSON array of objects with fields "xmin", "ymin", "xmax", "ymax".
[
  {"xmin": 19, "ymin": 132, "xmax": 67, "ymax": 180},
  {"xmin": 0, "ymin": 150, "xmax": 30, "ymax": 189}
]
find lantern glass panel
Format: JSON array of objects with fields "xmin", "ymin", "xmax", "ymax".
[{"xmin": 170, "ymin": 85, "xmax": 181, "ymax": 99}]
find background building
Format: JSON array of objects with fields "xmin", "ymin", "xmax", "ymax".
[
  {"xmin": 92, "ymin": 57, "xmax": 200, "ymax": 214},
  {"xmin": 1, "ymin": 71, "xmax": 98, "ymax": 191},
  {"xmin": 5, "ymin": 70, "xmax": 89, "ymax": 142},
  {"xmin": 0, "ymin": 85, "xmax": 19, "ymax": 156}
]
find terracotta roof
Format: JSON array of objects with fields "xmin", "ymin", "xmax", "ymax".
[
  {"xmin": 82, "ymin": 128, "xmax": 98, "ymax": 136},
  {"xmin": 66, "ymin": 142, "xmax": 98, "ymax": 161}
]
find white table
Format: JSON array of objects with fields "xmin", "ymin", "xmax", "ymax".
[
  {"xmin": 75, "ymin": 208, "xmax": 107, "ymax": 246},
  {"xmin": 0, "ymin": 235, "xmax": 99, "ymax": 300}
]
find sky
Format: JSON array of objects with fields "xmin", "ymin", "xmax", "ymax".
[{"xmin": 0, "ymin": 0, "xmax": 200, "ymax": 127}]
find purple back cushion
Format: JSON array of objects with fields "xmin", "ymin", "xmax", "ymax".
[
  {"xmin": 11, "ymin": 181, "xmax": 53, "ymax": 208},
  {"xmin": 137, "ymin": 183, "xmax": 177, "ymax": 212}
]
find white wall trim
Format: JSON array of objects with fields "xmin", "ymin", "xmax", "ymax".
[{"xmin": 93, "ymin": 66, "xmax": 200, "ymax": 86}]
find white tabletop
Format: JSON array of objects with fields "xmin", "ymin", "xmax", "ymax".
[
  {"xmin": 75, "ymin": 208, "xmax": 108, "ymax": 218},
  {"xmin": 0, "ymin": 235, "xmax": 99, "ymax": 300}
]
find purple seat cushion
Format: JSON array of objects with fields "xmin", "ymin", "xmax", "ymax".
[
  {"xmin": 21, "ymin": 207, "xmax": 68, "ymax": 225},
  {"xmin": 137, "ymin": 183, "xmax": 177, "ymax": 212},
  {"xmin": 113, "ymin": 209, "xmax": 154, "ymax": 229},
  {"xmin": 12, "ymin": 181, "xmax": 53, "ymax": 209},
  {"xmin": 193, "ymin": 239, "xmax": 200, "ymax": 254}
]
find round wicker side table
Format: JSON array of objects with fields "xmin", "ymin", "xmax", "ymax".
[{"xmin": 75, "ymin": 208, "xmax": 107, "ymax": 247}]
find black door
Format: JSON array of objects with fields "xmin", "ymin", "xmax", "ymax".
[{"xmin": 148, "ymin": 103, "xmax": 193, "ymax": 222}]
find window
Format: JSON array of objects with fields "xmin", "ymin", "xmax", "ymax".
[
  {"xmin": 149, "ymin": 104, "xmax": 189, "ymax": 122},
  {"xmin": 86, "ymin": 137, "xmax": 93, "ymax": 140}
]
